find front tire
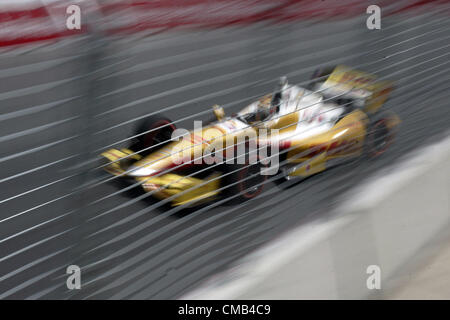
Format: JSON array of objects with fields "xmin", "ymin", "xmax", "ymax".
[{"xmin": 130, "ymin": 114, "xmax": 176, "ymax": 155}]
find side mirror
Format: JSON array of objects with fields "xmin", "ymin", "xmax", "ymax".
[{"xmin": 212, "ymin": 104, "xmax": 225, "ymax": 121}]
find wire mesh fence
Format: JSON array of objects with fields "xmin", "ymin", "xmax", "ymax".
[{"xmin": 1, "ymin": 1, "xmax": 450, "ymax": 299}]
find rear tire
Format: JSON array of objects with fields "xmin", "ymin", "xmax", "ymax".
[
  {"xmin": 308, "ymin": 66, "xmax": 336, "ymax": 90},
  {"xmin": 365, "ymin": 113, "xmax": 395, "ymax": 158},
  {"xmin": 221, "ymin": 158, "xmax": 268, "ymax": 203}
]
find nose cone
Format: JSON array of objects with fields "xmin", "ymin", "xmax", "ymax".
[
  {"xmin": 128, "ymin": 148, "xmax": 175, "ymax": 177},
  {"xmin": 128, "ymin": 165, "xmax": 159, "ymax": 177},
  {"xmin": 127, "ymin": 126, "xmax": 227, "ymax": 177},
  {"xmin": 127, "ymin": 136, "xmax": 204, "ymax": 177}
]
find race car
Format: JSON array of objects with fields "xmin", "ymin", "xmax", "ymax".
[{"xmin": 101, "ymin": 65, "xmax": 400, "ymax": 207}]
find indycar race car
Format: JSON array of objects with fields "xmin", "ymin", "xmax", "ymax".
[{"xmin": 101, "ymin": 65, "xmax": 400, "ymax": 207}]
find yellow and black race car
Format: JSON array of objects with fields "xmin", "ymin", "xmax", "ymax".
[{"xmin": 101, "ymin": 65, "xmax": 400, "ymax": 206}]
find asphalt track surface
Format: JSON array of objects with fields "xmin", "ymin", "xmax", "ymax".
[{"xmin": 1, "ymin": 11, "xmax": 450, "ymax": 299}]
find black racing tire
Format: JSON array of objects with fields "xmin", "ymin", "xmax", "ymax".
[
  {"xmin": 130, "ymin": 114, "xmax": 176, "ymax": 155},
  {"xmin": 365, "ymin": 112, "xmax": 396, "ymax": 158},
  {"xmin": 221, "ymin": 158, "xmax": 268, "ymax": 204},
  {"xmin": 308, "ymin": 65, "xmax": 337, "ymax": 90}
]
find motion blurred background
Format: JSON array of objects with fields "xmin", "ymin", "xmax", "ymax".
[{"xmin": 0, "ymin": 0, "xmax": 449, "ymax": 299}]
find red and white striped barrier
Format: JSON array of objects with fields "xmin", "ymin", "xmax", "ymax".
[
  {"xmin": 0, "ymin": 0, "xmax": 86, "ymax": 47},
  {"xmin": 0, "ymin": 0, "xmax": 448, "ymax": 48}
]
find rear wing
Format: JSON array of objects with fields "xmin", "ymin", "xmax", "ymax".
[{"xmin": 322, "ymin": 65, "xmax": 393, "ymax": 114}]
